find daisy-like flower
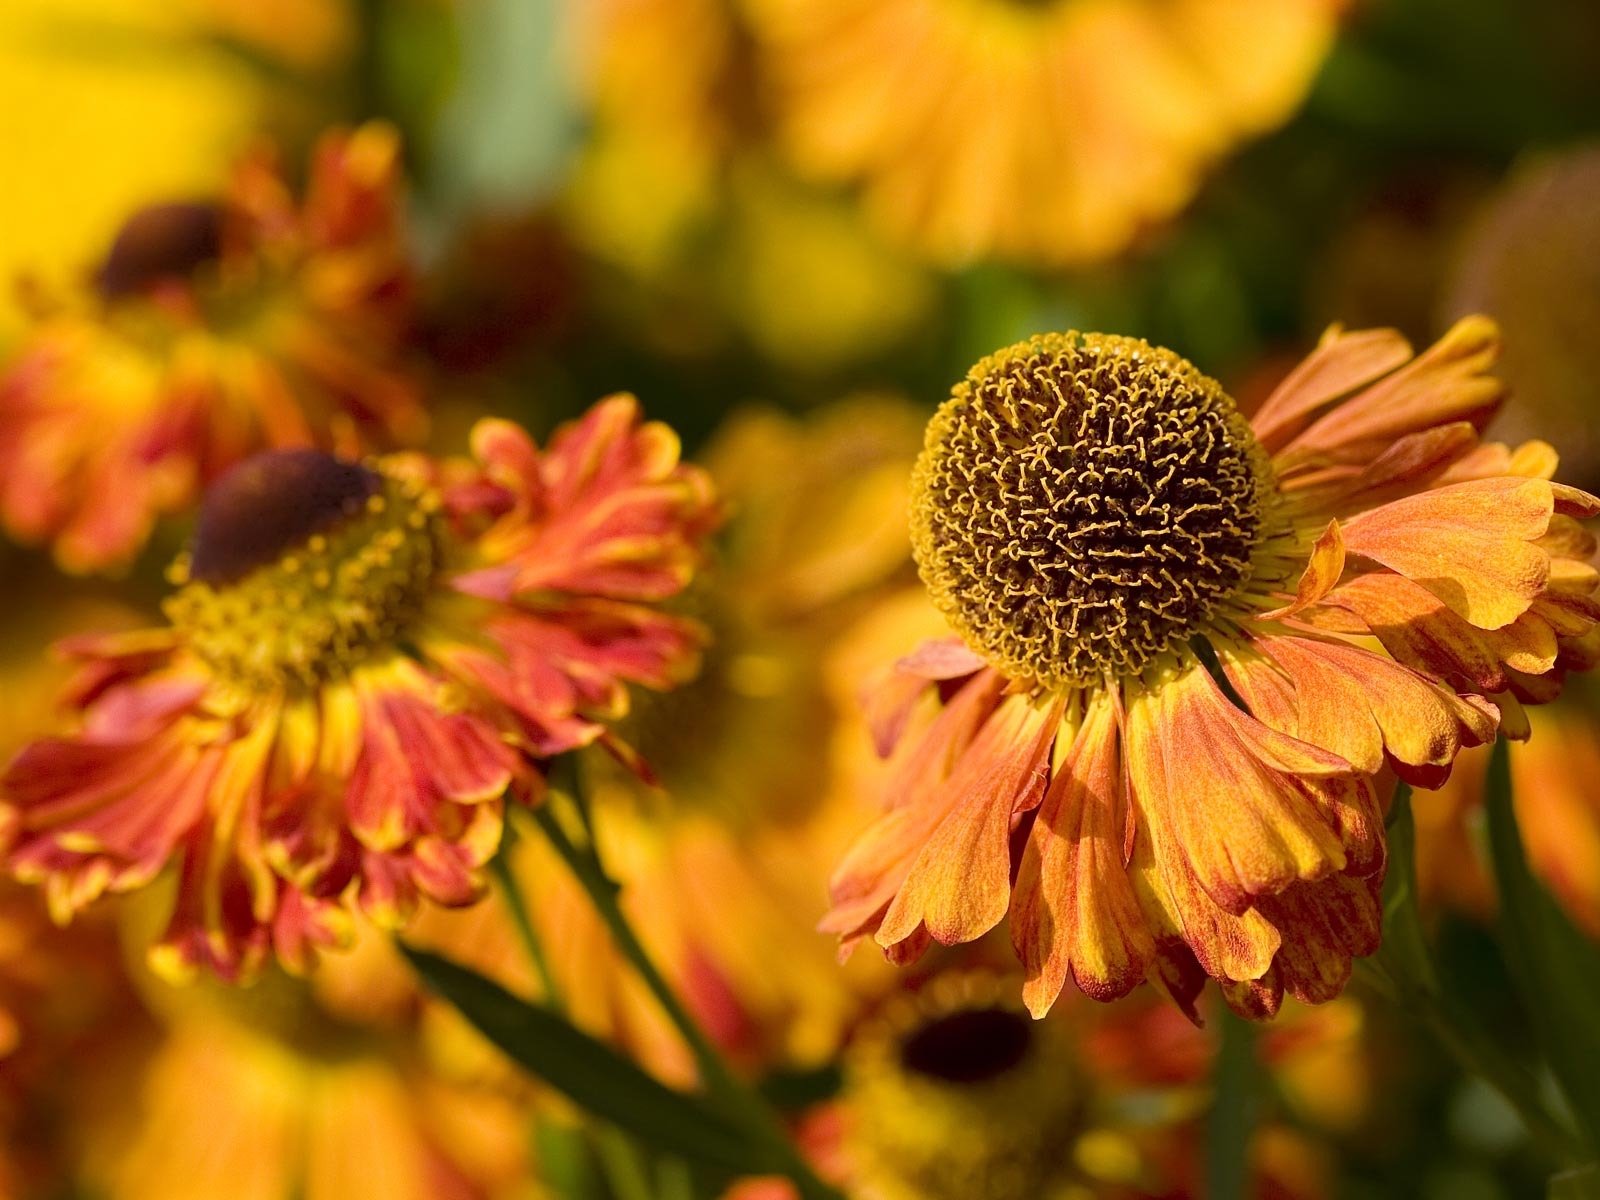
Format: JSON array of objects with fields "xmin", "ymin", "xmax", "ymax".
[
  {"xmin": 724, "ymin": 972, "xmax": 1350, "ymax": 1200},
  {"xmin": 740, "ymin": 0, "xmax": 1341, "ymax": 266},
  {"xmin": 828, "ymin": 318, "xmax": 1600, "ymax": 1020},
  {"xmin": 0, "ymin": 397, "xmax": 717, "ymax": 982},
  {"xmin": 0, "ymin": 122, "xmax": 425, "ymax": 574}
]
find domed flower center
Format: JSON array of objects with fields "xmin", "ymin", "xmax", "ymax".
[
  {"xmin": 165, "ymin": 449, "xmax": 442, "ymax": 691},
  {"xmin": 97, "ymin": 202, "xmax": 223, "ymax": 298},
  {"xmin": 911, "ymin": 332, "xmax": 1268, "ymax": 689},
  {"xmin": 844, "ymin": 981, "xmax": 1086, "ymax": 1200},
  {"xmin": 899, "ymin": 1006, "xmax": 1034, "ymax": 1084}
]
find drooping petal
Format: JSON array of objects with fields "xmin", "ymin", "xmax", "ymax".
[
  {"xmin": 1012, "ymin": 692, "xmax": 1153, "ymax": 1015},
  {"xmin": 876, "ymin": 691, "xmax": 1062, "ymax": 948},
  {"xmin": 1123, "ymin": 665, "xmax": 1349, "ymax": 915}
]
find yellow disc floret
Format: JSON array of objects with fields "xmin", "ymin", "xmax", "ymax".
[
  {"xmin": 911, "ymin": 332, "xmax": 1270, "ymax": 689},
  {"xmin": 165, "ymin": 449, "xmax": 441, "ymax": 692}
]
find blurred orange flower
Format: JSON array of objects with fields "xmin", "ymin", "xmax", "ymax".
[
  {"xmin": 1, "ymin": 398, "xmax": 717, "ymax": 982},
  {"xmin": 828, "ymin": 318, "xmax": 1600, "ymax": 1020},
  {"xmin": 1414, "ymin": 694, "xmax": 1600, "ymax": 940},
  {"xmin": 0, "ymin": 123, "xmax": 424, "ymax": 574},
  {"xmin": 741, "ymin": 0, "xmax": 1343, "ymax": 266}
]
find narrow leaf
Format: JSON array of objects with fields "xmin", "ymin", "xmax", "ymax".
[
  {"xmin": 405, "ymin": 947, "xmax": 769, "ymax": 1174},
  {"xmin": 1485, "ymin": 739, "xmax": 1600, "ymax": 1157}
]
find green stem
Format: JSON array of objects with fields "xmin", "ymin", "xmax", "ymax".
[
  {"xmin": 490, "ymin": 836, "xmax": 562, "ymax": 1010},
  {"xmin": 530, "ymin": 801, "xmax": 843, "ymax": 1200},
  {"xmin": 1205, "ymin": 1007, "xmax": 1258, "ymax": 1200}
]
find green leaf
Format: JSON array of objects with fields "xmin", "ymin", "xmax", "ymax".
[
  {"xmin": 1379, "ymin": 783, "xmax": 1438, "ymax": 992},
  {"xmin": 404, "ymin": 947, "xmax": 770, "ymax": 1175},
  {"xmin": 1551, "ymin": 1165, "xmax": 1600, "ymax": 1200},
  {"xmin": 1485, "ymin": 738, "xmax": 1600, "ymax": 1157}
]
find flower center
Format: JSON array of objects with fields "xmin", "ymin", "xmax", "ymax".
[
  {"xmin": 844, "ymin": 979, "xmax": 1085, "ymax": 1200},
  {"xmin": 97, "ymin": 202, "xmax": 223, "ymax": 298},
  {"xmin": 911, "ymin": 332, "xmax": 1268, "ymax": 689},
  {"xmin": 165, "ymin": 449, "xmax": 441, "ymax": 691},
  {"xmin": 899, "ymin": 1007, "xmax": 1034, "ymax": 1084}
]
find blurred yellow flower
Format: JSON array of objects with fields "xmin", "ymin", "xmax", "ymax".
[
  {"xmin": 740, "ymin": 0, "xmax": 1343, "ymax": 267},
  {"xmin": 0, "ymin": 123, "xmax": 425, "ymax": 574},
  {"xmin": 82, "ymin": 916, "xmax": 538, "ymax": 1200},
  {"xmin": 0, "ymin": 0, "xmax": 273, "ymax": 334}
]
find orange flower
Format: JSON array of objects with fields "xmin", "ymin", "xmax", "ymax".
[
  {"xmin": 740, "ymin": 0, "xmax": 1342, "ymax": 266},
  {"xmin": 0, "ymin": 122, "xmax": 425, "ymax": 574},
  {"xmin": 827, "ymin": 318, "xmax": 1600, "ymax": 1020},
  {"xmin": 0, "ymin": 397, "xmax": 717, "ymax": 982},
  {"xmin": 1414, "ymin": 691, "xmax": 1600, "ymax": 939}
]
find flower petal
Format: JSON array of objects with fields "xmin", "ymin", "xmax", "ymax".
[{"xmin": 1012, "ymin": 693, "xmax": 1153, "ymax": 1015}]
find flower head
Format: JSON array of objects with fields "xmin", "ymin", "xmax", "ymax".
[
  {"xmin": 724, "ymin": 971, "xmax": 1354, "ymax": 1200},
  {"xmin": 829, "ymin": 318, "xmax": 1600, "ymax": 1020},
  {"xmin": 0, "ymin": 122, "xmax": 425, "ymax": 573},
  {"xmin": 741, "ymin": 0, "xmax": 1342, "ymax": 266},
  {"xmin": 0, "ymin": 397, "xmax": 718, "ymax": 981}
]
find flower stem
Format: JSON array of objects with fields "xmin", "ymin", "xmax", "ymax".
[
  {"xmin": 490, "ymin": 828, "xmax": 562, "ymax": 1009},
  {"xmin": 1205, "ymin": 1007, "xmax": 1259, "ymax": 1200},
  {"xmin": 530, "ymin": 799, "xmax": 843, "ymax": 1200}
]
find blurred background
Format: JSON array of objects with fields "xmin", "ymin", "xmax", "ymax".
[{"xmin": 1, "ymin": 1, "xmax": 1598, "ymax": 1198}]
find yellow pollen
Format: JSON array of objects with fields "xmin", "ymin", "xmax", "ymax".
[
  {"xmin": 911, "ymin": 332, "xmax": 1270, "ymax": 689},
  {"xmin": 165, "ymin": 469, "xmax": 441, "ymax": 692}
]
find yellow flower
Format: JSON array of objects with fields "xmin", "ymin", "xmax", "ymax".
[
  {"xmin": 81, "ymin": 912, "xmax": 537, "ymax": 1200},
  {"xmin": 0, "ymin": 0, "xmax": 274, "ymax": 334},
  {"xmin": 828, "ymin": 319, "xmax": 1600, "ymax": 1020},
  {"xmin": 740, "ymin": 0, "xmax": 1342, "ymax": 266},
  {"xmin": 722, "ymin": 973, "xmax": 1353, "ymax": 1200},
  {"xmin": 0, "ymin": 123, "xmax": 426, "ymax": 574},
  {"xmin": 465, "ymin": 399, "xmax": 927, "ymax": 1080}
]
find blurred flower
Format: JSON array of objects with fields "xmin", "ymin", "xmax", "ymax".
[
  {"xmin": 0, "ymin": 123, "xmax": 424, "ymax": 574},
  {"xmin": 1, "ymin": 398, "xmax": 717, "ymax": 981},
  {"xmin": 726, "ymin": 971, "xmax": 1354, "ymax": 1199},
  {"xmin": 0, "ymin": 589, "xmax": 152, "ymax": 1199},
  {"xmin": 0, "ymin": 0, "xmax": 270, "ymax": 334},
  {"xmin": 184, "ymin": 0, "xmax": 355, "ymax": 73},
  {"xmin": 1444, "ymin": 144, "xmax": 1600, "ymax": 493},
  {"xmin": 82, "ymin": 907, "xmax": 536, "ymax": 1200},
  {"xmin": 740, "ymin": 0, "xmax": 1342, "ymax": 267},
  {"xmin": 563, "ymin": 0, "xmax": 739, "ymax": 278},
  {"xmin": 466, "ymin": 399, "xmax": 926, "ymax": 1082},
  {"xmin": 714, "ymin": 164, "xmax": 935, "ymax": 374},
  {"xmin": 829, "ymin": 318, "xmax": 1600, "ymax": 1020},
  {"xmin": 1415, "ymin": 692, "xmax": 1600, "ymax": 939}
]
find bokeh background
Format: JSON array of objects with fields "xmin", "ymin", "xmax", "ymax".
[{"xmin": 1, "ymin": 1, "xmax": 1598, "ymax": 1198}]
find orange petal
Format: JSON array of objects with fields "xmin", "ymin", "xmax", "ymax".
[
  {"xmin": 1125, "ymin": 667, "xmax": 1350, "ymax": 915},
  {"xmin": 1278, "ymin": 316, "xmax": 1504, "ymax": 466},
  {"xmin": 1251, "ymin": 325, "xmax": 1414, "ymax": 453},
  {"xmin": 1012, "ymin": 693, "xmax": 1153, "ymax": 1016},
  {"xmin": 1260, "ymin": 635, "xmax": 1498, "ymax": 783},
  {"xmin": 1259, "ymin": 520, "xmax": 1344, "ymax": 620},
  {"xmin": 1341, "ymin": 477, "xmax": 1555, "ymax": 629},
  {"xmin": 877, "ymin": 692, "xmax": 1063, "ymax": 948}
]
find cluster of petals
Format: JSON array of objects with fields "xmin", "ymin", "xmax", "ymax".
[
  {"xmin": 827, "ymin": 317, "xmax": 1600, "ymax": 1020},
  {"xmin": 0, "ymin": 397, "xmax": 718, "ymax": 981},
  {"xmin": 0, "ymin": 121, "xmax": 425, "ymax": 574}
]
